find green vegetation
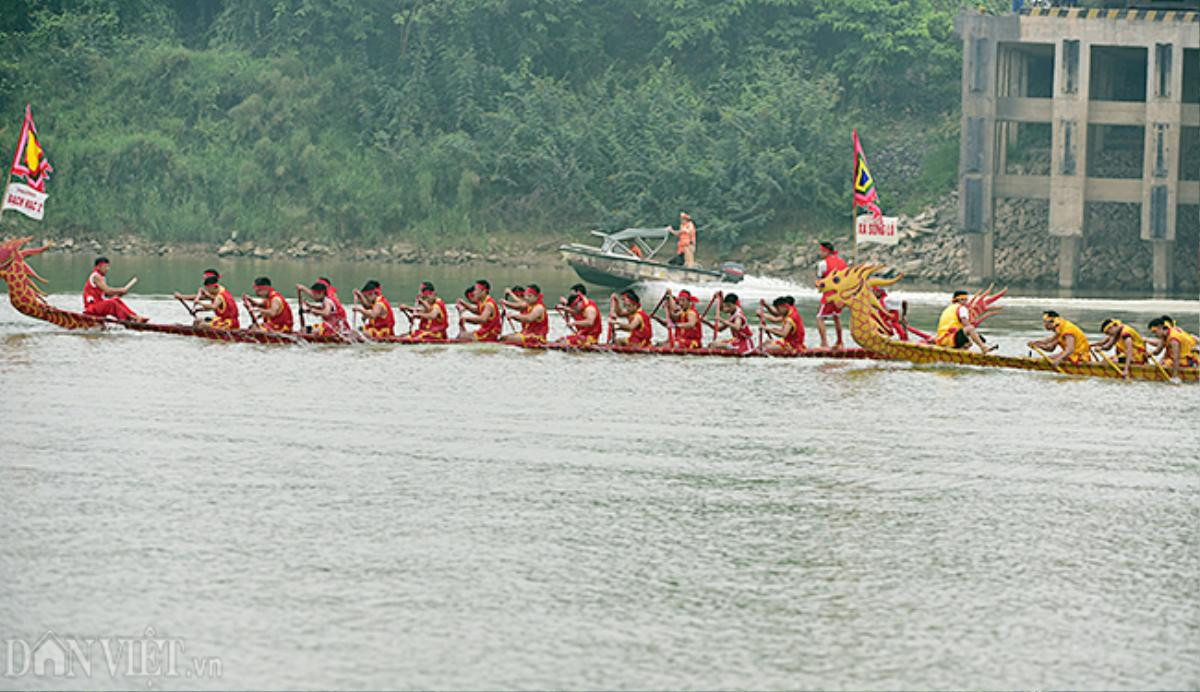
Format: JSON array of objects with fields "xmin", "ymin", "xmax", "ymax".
[{"xmin": 0, "ymin": 0, "xmax": 979, "ymax": 248}]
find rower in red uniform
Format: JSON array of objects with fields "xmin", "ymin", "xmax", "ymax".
[
  {"xmin": 711, "ymin": 293, "xmax": 754, "ymax": 353},
  {"xmin": 175, "ymin": 268, "xmax": 222, "ymax": 309},
  {"xmin": 503, "ymin": 284, "xmax": 549, "ymax": 345},
  {"xmin": 563, "ymin": 291, "xmax": 602, "ymax": 347},
  {"xmin": 666, "ymin": 289, "xmax": 703, "ymax": 349},
  {"xmin": 82, "ymin": 256, "xmax": 148, "ymax": 322},
  {"xmin": 175, "ymin": 274, "xmax": 239, "ymax": 329},
  {"xmin": 401, "ymin": 281, "xmax": 449, "ymax": 341},
  {"xmin": 611, "ymin": 289, "xmax": 653, "ymax": 348},
  {"xmin": 353, "ymin": 280, "xmax": 395, "ymax": 339},
  {"xmin": 298, "ymin": 277, "xmax": 348, "ymax": 328},
  {"xmin": 873, "ymin": 285, "xmax": 909, "ymax": 340},
  {"xmin": 245, "ymin": 277, "xmax": 293, "ymax": 332},
  {"xmin": 815, "ymin": 241, "xmax": 846, "ymax": 349},
  {"xmin": 763, "ymin": 296, "xmax": 806, "ymax": 354},
  {"xmin": 457, "ymin": 279, "xmax": 502, "ymax": 341},
  {"xmin": 300, "ymin": 281, "xmax": 352, "ymax": 336}
]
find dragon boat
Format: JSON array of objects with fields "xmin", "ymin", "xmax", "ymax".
[
  {"xmin": 816, "ymin": 262, "xmax": 1198, "ymax": 383},
  {"xmin": 0, "ymin": 236, "xmax": 873, "ymax": 359}
]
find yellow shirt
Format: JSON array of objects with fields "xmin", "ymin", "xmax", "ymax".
[
  {"xmin": 1054, "ymin": 319, "xmax": 1091, "ymax": 363},
  {"xmin": 1166, "ymin": 326, "xmax": 1198, "ymax": 364},
  {"xmin": 935, "ymin": 303, "xmax": 967, "ymax": 346},
  {"xmin": 1114, "ymin": 324, "xmax": 1146, "ymax": 363}
]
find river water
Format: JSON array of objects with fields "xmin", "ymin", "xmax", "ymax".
[{"xmin": 1, "ymin": 254, "xmax": 1198, "ymax": 690}]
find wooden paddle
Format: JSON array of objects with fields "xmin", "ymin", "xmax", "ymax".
[
  {"xmin": 1145, "ymin": 350, "xmax": 1174, "ymax": 382},
  {"xmin": 176, "ymin": 295, "xmax": 198, "ymax": 318},
  {"xmin": 296, "ymin": 289, "xmax": 307, "ymax": 332},
  {"xmin": 241, "ymin": 294, "xmax": 261, "ymax": 328},
  {"xmin": 1090, "ymin": 346, "xmax": 1124, "ymax": 377},
  {"xmin": 1029, "ymin": 344, "xmax": 1065, "ymax": 374}
]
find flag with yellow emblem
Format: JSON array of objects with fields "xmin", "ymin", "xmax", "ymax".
[
  {"xmin": 3, "ymin": 104, "xmax": 52, "ymax": 221},
  {"xmin": 852, "ymin": 129, "xmax": 881, "ymax": 219}
]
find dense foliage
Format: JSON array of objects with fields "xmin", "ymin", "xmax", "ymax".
[{"xmin": 0, "ymin": 0, "xmax": 977, "ymax": 247}]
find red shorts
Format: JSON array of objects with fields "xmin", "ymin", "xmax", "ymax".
[{"xmin": 817, "ymin": 301, "xmax": 841, "ymax": 318}]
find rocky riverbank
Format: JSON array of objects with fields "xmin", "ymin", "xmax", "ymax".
[{"xmin": 753, "ymin": 194, "xmax": 1199, "ymax": 292}]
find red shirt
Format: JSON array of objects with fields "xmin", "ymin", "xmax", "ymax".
[
  {"xmin": 262, "ymin": 290, "xmax": 294, "ymax": 331},
  {"xmin": 576, "ymin": 298, "xmax": 603, "ymax": 339},
  {"xmin": 819, "ymin": 253, "xmax": 847, "ymax": 305},
  {"xmin": 630, "ymin": 309, "xmax": 653, "ymax": 347},
  {"xmin": 214, "ymin": 287, "xmax": 240, "ymax": 327},
  {"xmin": 674, "ymin": 307, "xmax": 703, "ymax": 347},
  {"xmin": 368, "ymin": 295, "xmax": 395, "ymax": 334},
  {"xmin": 420, "ymin": 298, "xmax": 448, "ymax": 334},
  {"xmin": 82, "ymin": 271, "xmax": 105, "ymax": 308},
  {"xmin": 475, "ymin": 296, "xmax": 502, "ymax": 340},
  {"xmin": 784, "ymin": 306, "xmax": 806, "ymax": 350},
  {"xmin": 523, "ymin": 299, "xmax": 549, "ymax": 338}
]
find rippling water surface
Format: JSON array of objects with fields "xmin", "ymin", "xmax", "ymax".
[{"xmin": 2, "ymin": 256, "xmax": 1198, "ymax": 690}]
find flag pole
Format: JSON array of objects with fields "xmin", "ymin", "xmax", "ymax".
[{"xmin": 852, "ymin": 199, "xmax": 857, "ymax": 264}]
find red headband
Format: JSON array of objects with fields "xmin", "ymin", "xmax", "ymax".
[{"xmin": 474, "ymin": 282, "xmax": 488, "ymax": 292}]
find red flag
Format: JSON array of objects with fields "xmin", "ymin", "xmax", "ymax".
[
  {"xmin": 852, "ymin": 129, "xmax": 881, "ymax": 219},
  {"xmin": 10, "ymin": 104, "xmax": 52, "ymax": 192}
]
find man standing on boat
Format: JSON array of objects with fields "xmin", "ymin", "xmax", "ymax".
[
  {"xmin": 457, "ymin": 280, "xmax": 502, "ymax": 341},
  {"xmin": 935, "ymin": 290, "xmax": 993, "ymax": 353},
  {"xmin": 668, "ymin": 212, "xmax": 697, "ymax": 267},
  {"xmin": 611, "ymin": 289, "xmax": 653, "ymax": 348},
  {"xmin": 502, "ymin": 285, "xmax": 549, "ymax": 346},
  {"xmin": 175, "ymin": 274, "xmax": 239, "ymax": 329},
  {"xmin": 1028, "ymin": 311, "xmax": 1091, "ymax": 364},
  {"xmin": 245, "ymin": 277, "xmax": 293, "ymax": 332},
  {"xmin": 353, "ymin": 280, "xmax": 395, "ymax": 339},
  {"xmin": 82, "ymin": 257, "xmax": 149, "ymax": 323},
  {"xmin": 815, "ymin": 242, "xmax": 846, "ymax": 349}
]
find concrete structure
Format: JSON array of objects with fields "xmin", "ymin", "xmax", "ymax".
[{"xmin": 956, "ymin": 7, "xmax": 1199, "ymax": 290}]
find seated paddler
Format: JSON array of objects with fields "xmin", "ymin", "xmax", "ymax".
[
  {"xmin": 353, "ymin": 280, "xmax": 395, "ymax": 339},
  {"xmin": 399, "ymin": 281, "xmax": 448, "ymax": 342},
  {"xmin": 1028, "ymin": 310, "xmax": 1091, "ymax": 364},
  {"xmin": 456, "ymin": 279, "xmax": 502, "ymax": 342},
  {"xmin": 665, "ymin": 290, "xmax": 703, "ymax": 349},
  {"xmin": 558, "ymin": 289, "xmax": 602, "ymax": 347},
  {"xmin": 762, "ymin": 296, "xmax": 805, "ymax": 355},
  {"xmin": 1148, "ymin": 316, "xmax": 1198, "ymax": 380},
  {"xmin": 502, "ymin": 284, "xmax": 549, "ymax": 346},
  {"xmin": 300, "ymin": 281, "xmax": 352, "ymax": 336},
  {"xmin": 1094, "ymin": 318, "xmax": 1146, "ymax": 379},
  {"xmin": 175, "ymin": 274, "xmax": 239, "ymax": 329},
  {"xmin": 711, "ymin": 293, "xmax": 754, "ymax": 353},
  {"xmin": 245, "ymin": 277, "xmax": 293, "ymax": 332},
  {"xmin": 935, "ymin": 290, "xmax": 994, "ymax": 353},
  {"xmin": 82, "ymin": 256, "xmax": 149, "ymax": 323},
  {"xmin": 611, "ymin": 289, "xmax": 653, "ymax": 348}
]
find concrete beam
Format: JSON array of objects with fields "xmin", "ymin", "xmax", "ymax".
[
  {"xmin": 967, "ymin": 232, "xmax": 995, "ymax": 284},
  {"xmin": 996, "ymin": 97, "xmax": 1053, "ymax": 122}
]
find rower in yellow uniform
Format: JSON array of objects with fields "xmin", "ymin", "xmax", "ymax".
[
  {"xmin": 935, "ymin": 290, "xmax": 994, "ymax": 353},
  {"xmin": 1148, "ymin": 315, "xmax": 1198, "ymax": 381},
  {"xmin": 1094, "ymin": 318, "xmax": 1146, "ymax": 379},
  {"xmin": 1027, "ymin": 310, "xmax": 1091, "ymax": 364}
]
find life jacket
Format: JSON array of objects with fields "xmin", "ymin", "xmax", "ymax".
[
  {"xmin": 523, "ymin": 299, "xmax": 549, "ymax": 338},
  {"xmin": 677, "ymin": 220, "xmax": 696, "ymax": 253},
  {"xmin": 262, "ymin": 289, "xmax": 294, "ymax": 332},
  {"xmin": 476, "ymin": 295, "xmax": 502, "ymax": 340},
  {"xmin": 784, "ymin": 306, "xmax": 806, "ymax": 350},
  {"xmin": 420, "ymin": 298, "xmax": 448, "ymax": 335},
  {"xmin": 1166, "ymin": 325, "xmax": 1199, "ymax": 365},
  {"xmin": 82, "ymin": 270, "xmax": 105, "ymax": 308},
  {"xmin": 629, "ymin": 309, "xmax": 653, "ymax": 347},
  {"xmin": 1112, "ymin": 321, "xmax": 1146, "ymax": 363},
  {"xmin": 935, "ymin": 303, "xmax": 967, "ymax": 346},
  {"xmin": 674, "ymin": 307, "xmax": 703, "ymax": 347},
  {"xmin": 368, "ymin": 295, "xmax": 395, "ymax": 335},
  {"xmin": 1054, "ymin": 319, "xmax": 1092, "ymax": 363},
  {"xmin": 576, "ymin": 298, "xmax": 603, "ymax": 339},
  {"xmin": 819, "ymin": 253, "xmax": 847, "ymax": 304},
  {"xmin": 213, "ymin": 287, "xmax": 240, "ymax": 328}
]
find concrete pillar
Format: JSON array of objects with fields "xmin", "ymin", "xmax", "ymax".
[
  {"xmin": 1058, "ymin": 236, "xmax": 1082, "ymax": 289},
  {"xmin": 1049, "ymin": 35, "xmax": 1089, "ymax": 250},
  {"xmin": 1151, "ymin": 240, "xmax": 1174, "ymax": 293},
  {"xmin": 968, "ymin": 232, "xmax": 995, "ymax": 284}
]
